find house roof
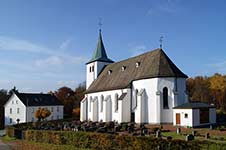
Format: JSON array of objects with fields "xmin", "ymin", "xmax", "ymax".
[
  {"xmin": 86, "ymin": 30, "xmax": 114, "ymax": 64},
  {"xmin": 15, "ymin": 93, "xmax": 63, "ymax": 107},
  {"xmin": 173, "ymin": 102, "xmax": 215, "ymax": 109},
  {"xmin": 86, "ymin": 48, "xmax": 188, "ymax": 93}
]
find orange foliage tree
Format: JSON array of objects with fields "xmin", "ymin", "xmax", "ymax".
[
  {"xmin": 35, "ymin": 108, "xmax": 51, "ymax": 121},
  {"xmin": 72, "ymin": 107, "xmax": 80, "ymax": 119}
]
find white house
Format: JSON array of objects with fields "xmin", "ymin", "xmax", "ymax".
[
  {"xmin": 173, "ymin": 102, "xmax": 216, "ymax": 127},
  {"xmin": 4, "ymin": 92, "xmax": 64, "ymax": 126},
  {"xmin": 80, "ymin": 30, "xmax": 216, "ymax": 126}
]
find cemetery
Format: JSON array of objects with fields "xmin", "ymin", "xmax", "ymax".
[{"xmin": 5, "ymin": 119, "xmax": 226, "ymax": 149}]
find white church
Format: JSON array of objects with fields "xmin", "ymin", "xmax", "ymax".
[{"xmin": 80, "ymin": 30, "xmax": 216, "ymax": 127}]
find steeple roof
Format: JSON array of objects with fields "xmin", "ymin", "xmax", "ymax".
[{"xmin": 87, "ymin": 30, "xmax": 114, "ymax": 64}]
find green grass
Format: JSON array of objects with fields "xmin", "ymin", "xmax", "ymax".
[
  {"xmin": 19, "ymin": 141, "xmax": 90, "ymax": 150},
  {"xmin": 0, "ymin": 135, "xmax": 16, "ymax": 142},
  {"xmin": 162, "ymin": 132, "xmax": 185, "ymax": 140}
]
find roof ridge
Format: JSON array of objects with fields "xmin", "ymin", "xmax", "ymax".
[{"xmin": 108, "ymin": 48, "xmax": 161, "ymax": 67}]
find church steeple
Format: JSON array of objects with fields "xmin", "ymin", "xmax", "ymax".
[{"xmin": 86, "ymin": 30, "xmax": 113, "ymax": 64}]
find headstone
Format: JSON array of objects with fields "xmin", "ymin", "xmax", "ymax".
[
  {"xmin": 176, "ymin": 128, "xmax": 181, "ymax": 134},
  {"xmin": 186, "ymin": 134, "xmax": 194, "ymax": 141},
  {"xmin": 192, "ymin": 130, "xmax": 196, "ymax": 136},
  {"xmin": 205, "ymin": 133, "xmax": 210, "ymax": 139},
  {"xmin": 156, "ymin": 130, "xmax": 161, "ymax": 138},
  {"xmin": 209, "ymin": 125, "xmax": 213, "ymax": 130}
]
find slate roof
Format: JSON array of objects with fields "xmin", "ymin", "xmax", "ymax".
[
  {"xmin": 86, "ymin": 48, "xmax": 188, "ymax": 93},
  {"xmin": 86, "ymin": 30, "xmax": 114, "ymax": 64},
  {"xmin": 173, "ymin": 102, "xmax": 215, "ymax": 109},
  {"xmin": 15, "ymin": 93, "xmax": 63, "ymax": 107}
]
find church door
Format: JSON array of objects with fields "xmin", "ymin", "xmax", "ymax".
[{"xmin": 176, "ymin": 113, "xmax": 180, "ymax": 125}]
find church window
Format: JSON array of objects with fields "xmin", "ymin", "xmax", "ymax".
[
  {"xmin": 100, "ymin": 95, "xmax": 104, "ymax": 112},
  {"xmin": 136, "ymin": 62, "xmax": 141, "ymax": 67},
  {"xmin": 163, "ymin": 87, "xmax": 169, "ymax": 109},
  {"xmin": 89, "ymin": 66, "xmax": 92, "ymax": 72},
  {"xmin": 114, "ymin": 94, "xmax": 119, "ymax": 112},
  {"xmin": 184, "ymin": 113, "xmax": 188, "ymax": 118},
  {"xmin": 92, "ymin": 66, "xmax": 94, "ymax": 72},
  {"xmin": 10, "ymin": 108, "xmax": 12, "ymax": 114},
  {"xmin": 10, "ymin": 118, "xmax": 12, "ymax": 124}
]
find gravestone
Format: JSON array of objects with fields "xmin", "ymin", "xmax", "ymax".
[
  {"xmin": 156, "ymin": 130, "xmax": 161, "ymax": 138},
  {"xmin": 205, "ymin": 133, "xmax": 210, "ymax": 139},
  {"xmin": 186, "ymin": 134, "xmax": 194, "ymax": 141},
  {"xmin": 176, "ymin": 128, "xmax": 181, "ymax": 134},
  {"xmin": 192, "ymin": 130, "xmax": 196, "ymax": 136}
]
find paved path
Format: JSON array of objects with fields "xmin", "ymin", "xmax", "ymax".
[{"xmin": 0, "ymin": 140, "xmax": 11, "ymax": 150}]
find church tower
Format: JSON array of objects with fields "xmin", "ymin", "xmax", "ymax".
[{"xmin": 86, "ymin": 30, "xmax": 114, "ymax": 89}]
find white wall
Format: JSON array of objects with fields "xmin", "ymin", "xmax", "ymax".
[
  {"xmin": 4, "ymin": 94, "xmax": 26, "ymax": 126},
  {"xmin": 4, "ymin": 93, "xmax": 64, "ymax": 126},
  {"xmin": 86, "ymin": 61, "xmax": 111, "ymax": 89},
  {"xmin": 86, "ymin": 88, "xmax": 130, "ymax": 123},
  {"xmin": 173, "ymin": 109, "xmax": 193, "ymax": 127}
]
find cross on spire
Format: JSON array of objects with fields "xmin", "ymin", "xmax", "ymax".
[
  {"xmin": 159, "ymin": 36, "xmax": 163, "ymax": 49},
  {"xmin": 98, "ymin": 18, "xmax": 103, "ymax": 32}
]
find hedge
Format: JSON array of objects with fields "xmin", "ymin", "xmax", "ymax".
[{"xmin": 25, "ymin": 130, "xmax": 200, "ymax": 150}]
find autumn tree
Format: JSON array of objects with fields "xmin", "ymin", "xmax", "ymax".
[
  {"xmin": 35, "ymin": 108, "xmax": 51, "ymax": 121},
  {"xmin": 72, "ymin": 107, "xmax": 80, "ymax": 119}
]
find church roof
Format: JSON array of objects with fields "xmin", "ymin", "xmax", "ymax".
[
  {"xmin": 15, "ymin": 93, "xmax": 63, "ymax": 107},
  {"xmin": 86, "ymin": 48, "xmax": 188, "ymax": 94},
  {"xmin": 173, "ymin": 102, "xmax": 215, "ymax": 109},
  {"xmin": 86, "ymin": 30, "xmax": 114, "ymax": 64}
]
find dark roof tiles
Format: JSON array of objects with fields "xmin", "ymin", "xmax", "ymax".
[
  {"xmin": 86, "ymin": 48, "xmax": 188, "ymax": 93},
  {"xmin": 15, "ymin": 93, "xmax": 63, "ymax": 106}
]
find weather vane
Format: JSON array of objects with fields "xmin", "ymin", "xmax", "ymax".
[
  {"xmin": 98, "ymin": 18, "xmax": 103, "ymax": 32},
  {"xmin": 159, "ymin": 36, "xmax": 163, "ymax": 49}
]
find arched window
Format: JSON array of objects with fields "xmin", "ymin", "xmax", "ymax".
[
  {"xmin": 100, "ymin": 95, "xmax": 104, "ymax": 112},
  {"xmin": 115, "ymin": 93, "xmax": 119, "ymax": 112},
  {"xmin": 163, "ymin": 87, "xmax": 169, "ymax": 109}
]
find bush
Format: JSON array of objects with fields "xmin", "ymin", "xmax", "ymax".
[{"xmin": 25, "ymin": 130, "xmax": 202, "ymax": 149}]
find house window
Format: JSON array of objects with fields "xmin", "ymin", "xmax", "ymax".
[
  {"xmin": 10, "ymin": 108, "xmax": 12, "ymax": 114},
  {"xmin": 114, "ymin": 94, "xmax": 119, "ymax": 112},
  {"xmin": 9, "ymin": 118, "xmax": 12, "ymax": 124},
  {"xmin": 57, "ymin": 107, "xmax": 59, "ymax": 112},
  {"xmin": 57, "ymin": 115, "xmax": 59, "ymax": 119},
  {"xmin": 12, "ymin": 101, "xmax": 14, "ymax": 104},
  {"xmin": 17, "ymin": 108, "xmax": 20, "ymax": 114},
  {"xmin": 136, "ymin": 62, "xmax": 141, "ymax": 67},
  {"xmin": 16, "ymin": 100, "xmax": 18, "ymax": 104},
  {"xmin": 32, "ymin": 117, "xmax": 34, "ymax": 122},
  {"xmin": 51, "ymin": 107, "xmax": 54, "ymax": 112},
  {"xmin": 200, "ymin": 108, "xmax": 209, "ymax": 124},
  {"xmin": 184, "ymin": 113, "xmax": 188, "ymax": 118},
  {"xmin": 100, "ymin": 95, "xmax": 104, "ymax": 112},
  {"xmin": 32, "ymin": 108, "xmax": 34, "ymax": 113},
  {"xmin": 51, "ymin": 116, "xmax": 54, "ymax": 120},
  {"xmin": 163, "ymin": 87, "xmax": 169, "ymax": 109}
]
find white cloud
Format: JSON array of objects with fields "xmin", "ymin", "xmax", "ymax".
[{"xmin": 35, "ymin": 56, "xmax": 64, "ymax": 67}]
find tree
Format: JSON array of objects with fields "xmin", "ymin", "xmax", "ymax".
[
  {"xmin": 35, "ymin": 108, "xmax": 51, "ymax": 121},
  {"xmin": 72, "ymin": 107, "xmax": 80, "ymax": 119}
]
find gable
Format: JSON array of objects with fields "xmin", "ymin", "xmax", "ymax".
[
  {"xmin": 86, "ymin": 48, "xmax": 188, "ymax": 93},
  {"xmin": 4, "ymin": 93, "xmax": 26, "ymax": 108}
]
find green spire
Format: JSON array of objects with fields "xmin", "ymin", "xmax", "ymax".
[{"xmin": 87, "ymin": 30, "xmax": 113, "ymax": 64}]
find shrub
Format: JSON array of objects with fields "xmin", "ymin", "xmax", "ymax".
[{"xmin": 25, "ymin": 130, "xmax": 203, "ymax": 149}]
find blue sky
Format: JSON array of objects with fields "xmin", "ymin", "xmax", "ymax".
[{"xmin": 0, "ymin": 0, "xmax": 226, "ymax": 92}]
